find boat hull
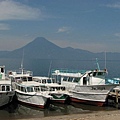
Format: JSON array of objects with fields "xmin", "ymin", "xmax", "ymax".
[
  {"xmin": 70, "ymin": 97, "xmax": 105, "ymax": 106},
  {"xmin": 0, "ymin": 91, "xmax": 15, "ymax": 107},
  {"xmin": 50, "ymin": 93, "xmax": 69, "ymax": 104},
  {"xmin": 69, "ymin": 84, "xmax": 118, "ymax": 106},
  {"xmin": 16, "ymin": 92, "xmax": 49, "ymax": 109}
]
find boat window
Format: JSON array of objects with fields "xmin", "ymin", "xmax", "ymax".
[
  {"xmin": 47, "ymin": 79, "xmax": 52, "ymax": 83},
  {"xmin": 54, "ymin": 75, "xmax": 61, "ymax": 83},
  {"xmin": 41, "ymin": 86, "xmax": 48, "ymax": 91},
  {"xmin": 68, "ymin": 77, "xmax": 73, "ymax": 82},
  {"xmin": 21, "ymin": 87, "xmax": 26, "ymax": 92},
  {"xmin": 28, "ymin": 77, "xmax": 32, "ymax": 81},
  {"xmin": 50, "ymin": 87, "xmax": 55, "ymax": 91},
  {"xmin": 6, "ymin": 86, "xmax": 10, "ymax": 91},
  {"xmin": 63, "ymin": 76, "xmax": 67, "ymax": 81},
  {"xmin": 21, "ymin": 86, "xmax": 23, "ymax": 91},
  {"xmin": 93, "ymin": 72, "xmax": 97, "ymax": 76},
  {"xmin": 61, "ymin": 87, "xmax": 65, "ymax": 91},
  {"xmin": 39, "ymin": 80, "xmax": 41, "ymax": 83},
  {"xmin": 34, "ymin": 86, "xmax": 40, "ymax": 92},
  {"xmin": 52, "ymin": 78, "xmax": 56, "ymax": 83},
  {"xmin": 83, "ymin": 77, "xmax": 87, "ymax": 85},
  {"xmin": 1, "ymin": 67, "xmax": 4, "ymax": 73},
  {"xmin": 97, "ymin": 72, "xmax": 104, "ymax": 76},
  {"xmin": 27, "ymin": 87, "xmax": 33, "ymax": 92},
  {"xmin": 73, "ymin": 78, "xmax": 80, "ymax": 82},
  {"xmin": 42, "ymin": 79, "xmax": 46, "ymax": 84},
  {"xmin": 49, "ymin": 87, "xmax": 53, "ymax": 91},
  {"xmin": 17, "ymin": 85, "xmax": 19, "ymax": 90},
  {"xmin": 2, "ymin": 86, "xmax": 5, "ymax": 91},
  {"xmin": 15, "ymin": 77, "xmax": 21, "ymax": 80},
  {"xmin": 22, "ymin": 77, "xmax": 27, "ymax": 81},
  {"xmin": 56, "ymin": 87, "xmax": 60, "ymax": 90}
]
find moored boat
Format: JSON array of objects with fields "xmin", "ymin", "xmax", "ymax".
[
  {"xmin": 33, "ymin": 76, "xmax": 70, "ymax": 103},
  {"xmin": 7, "ymin": 67, "xmax": 52, "ymax": 109},
  {"xmin": 15, "ymin": 80, "xmax": 52, "ymax": 108},
  {"xmin": 52, "ymin": 68, "xmax": 118, "ymax": 106},
  {"xmin": 0, "ymin": 66, "xmax": 15, "ymax": 107}
]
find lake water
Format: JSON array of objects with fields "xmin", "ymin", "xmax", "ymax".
[{"xmin": 1, "ymin": 58, "xmax": 120, "ymax": 78}]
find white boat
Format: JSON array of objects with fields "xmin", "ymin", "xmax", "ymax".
[
  {"xmin": 15, "ymin": 80, "xmax": 52, "ymax": 108},
  {"xmin": 0, "ymin": 66, "xmax": 15, "ymax": 107},
  {"xmin": 52, "ymin": 68, "xmax": 118, "ymax": 106},
  {"xmin": 7, "ymin": 68, "xmax": 52, "ymax": 109},
  {"xmin": 33, "ymin": 76, "xmax": 70, "ymax": 103}
]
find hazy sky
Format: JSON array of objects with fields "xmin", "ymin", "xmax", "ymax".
[{"xmin": 0, "ymin": 0, "xmax": 120, "ymax": 52}]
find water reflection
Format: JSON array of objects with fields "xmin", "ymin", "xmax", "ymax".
[{"xmin": 0, "ymin": 100, "xmax": 118, "ymax": 120}]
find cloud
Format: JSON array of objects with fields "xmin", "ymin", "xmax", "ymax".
[
  {"xmin": 114, "ymin": 33, "xmax": 120, "ymax": 37},
  {"xmin": 0, "ymin": 0, "xmax": 42, "ymax": 20},
  {"xmin": 106, "ymin": 2, "xmax": 120, "ymax": 9},
  {"xmin": 57, "ymin": 27, "xmax": 70, "ymax": 33},
  {"xmin": 0, "ymin": 23, "xmax": 10, "ymax": 30}
]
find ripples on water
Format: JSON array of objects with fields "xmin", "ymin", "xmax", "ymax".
[{"xmin": 0, "ymin": 100, "xmax": 118, "ymax": 120}]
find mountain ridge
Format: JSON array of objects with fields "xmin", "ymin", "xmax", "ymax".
[{"xmin": 0, "ymin": 37, "xmax": 120, "ymax": 61}]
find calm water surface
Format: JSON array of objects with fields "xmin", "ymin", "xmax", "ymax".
[{"xmin": 0, "ymin": 100, "xmax": 118, "ymax": 120}]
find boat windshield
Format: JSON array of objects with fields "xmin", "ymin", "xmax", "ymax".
[{"xmin": 93, "ymin": 72, "xmax": 105, "ymax": 77}]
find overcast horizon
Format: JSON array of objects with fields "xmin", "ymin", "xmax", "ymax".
[{"xmin": 0, "ymin": 0, "xmax": 120, "ymax": 53}]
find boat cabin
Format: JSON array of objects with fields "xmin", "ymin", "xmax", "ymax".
[
  {"xmin": 33, "ymin": 77, "xmax": 66, "ymax": 92},
  {"xmin": 15, "ymin": 81, "xmax": 47, "ymax": 93},
  {"xmin": 52, "ymin": 69, "xmax": 107, "ymax": 90}
]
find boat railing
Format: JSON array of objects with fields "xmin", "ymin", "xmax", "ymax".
[
  {"xmin": 51, "ymin": 69, "xmax": 86, "ymax": 74},
  {"xmin": 7, "ymin": 70, "xmax": 33, "ymax": 76}
]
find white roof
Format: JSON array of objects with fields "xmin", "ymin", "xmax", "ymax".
[
  {"xmin": 33, "ymin": 76, "xmax": 50, "ymax": 79},
  {"xmin": 0, "ymin": 80, "xmax": 11, "ymax": 85},
  {"xmin": 16, "ymin": 81, "xmax": 44, "ymax": 87},
  {"xmin": 44, "ymin": 83, "xmax": 65, "ymax": 87}
]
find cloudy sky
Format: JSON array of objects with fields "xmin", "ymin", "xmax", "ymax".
[{"xmin": 0, "ymin": 0, "xmax": 120, "ymax": 52}]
